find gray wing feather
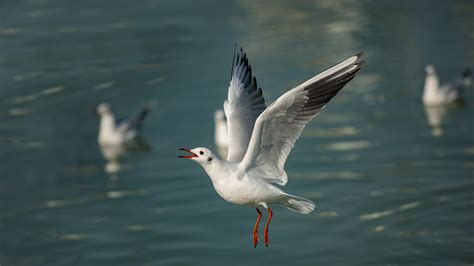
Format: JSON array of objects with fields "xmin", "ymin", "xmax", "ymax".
[
  {"xmin": 118, "ymin": 107, "xmax": 149, "ymax": 133},
  {"xmin": 241, "ymin": 53, "xmax": 364, "ymax": 185},
  {"xmin": 224, "ymin": 47, "xmax": 266, "ymax": 162}
]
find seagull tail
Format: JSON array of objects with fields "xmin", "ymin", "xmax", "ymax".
[{"xmin": 280, "ymin": 193, "xmax": 315, "ymax": 214}]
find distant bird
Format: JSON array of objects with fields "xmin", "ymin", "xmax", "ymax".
[
  {"xmin": 423, "ymin": 65, "xmax": 471, "ymax": 106},
  {"xmin": 179, "ymin": 47, "xmax": 363, "ymax": 247},
  {"xmin": 214, "ymin": 109, "xmax": 229, "ymax": 151},
  {"xmin": 97, "ymin": 103, "xmax": 149, "ymax": 145}
]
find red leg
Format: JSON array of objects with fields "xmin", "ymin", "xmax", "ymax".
[
  {"xmin": 253, "ymin": 208, "xmax": 262, "ymax": 248},
  {"xmin": 264, "ymin": 207, "xmax": 273, "ymax": 247}
]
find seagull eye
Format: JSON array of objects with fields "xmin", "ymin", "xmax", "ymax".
[
  {"xmin": 200, "ymin": 151, "xmax": 204, "ymax": 155},
  {"xmin": 208, "ymin": 157, "xmax": 212, "ymax": 162}
]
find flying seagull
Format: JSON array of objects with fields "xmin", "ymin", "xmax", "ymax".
[
  {"xmin": 97, "ymin": 103, "xmax": 150, "ymax": 145},
  {"xmin": 423, "ymin": 65, "xmax": 471, "ymax": 106},
  {"xmin": 179, "ymin": 47, "xmax": 363, "ymax": 247}
]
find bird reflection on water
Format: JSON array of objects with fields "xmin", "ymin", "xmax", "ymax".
[
  {"xmin": 99, "ymin": 138, "xmax": 152, "ymax": 176},
  {"xmin": 423, "ymin": 102, "xmax": 463, "ymax": 137}
]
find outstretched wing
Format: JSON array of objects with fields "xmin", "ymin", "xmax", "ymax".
[
  {"xmin": 439, "ymin": 68, "xmax": 471, "ymax": 102},
  {"xmin": 240, "ymin": 53, "xmax": 364, "ymax": 185},
  {"xmin": 117, "ymin": 107, "xmax": 150, "ymax": 133},
  {"xmin": 224, "ymin": 47, "xmax": 266, "ymax": 162}
]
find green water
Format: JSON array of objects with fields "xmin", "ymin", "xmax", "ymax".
[{"xmin": 1, "ymin": 0, "xmax": 473, "ymax": 265}]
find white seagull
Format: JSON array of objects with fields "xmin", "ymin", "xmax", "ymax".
[
  {"xmin": 179, "ymin": 47, "xmax": 363, "ymax": 247},
  {"xmin": 423, "ymin": 65, "xmax": 471, "ymax": 106},
  {"xmin": 97, "ymin": 103, "xmax": 150, "ymax": 145},
  {"xmin": 214, "ymin": 109, "xmax": 229, "ymax": 150}
]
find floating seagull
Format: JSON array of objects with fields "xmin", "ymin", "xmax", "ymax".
[
  {"xmin": 214, "ymin": 110, "xmax": 229, "ymax": 157},
  {"xmin": 97, "ymin": 103, "xmax": 149, "ymax": 145},
  {"xmin": 179, "ymin": 47, "xmax": 363, "ymax": 247},
  {"xmin": 423, "ymin": 65, "xmax": 471, "ymax": 106}
]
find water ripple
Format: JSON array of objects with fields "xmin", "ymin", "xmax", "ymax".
[
  {"xmin": 324, "ymin": 140, "xmax": 372, "ymax": 151},
  {"xmin": 360, "ymin": 201, "xmax": 422, "ymax": 221},
  {"xmin": 92, "ymin": 81, "xmax": 115, "ymax": 90},
  {"xmin": 302, "ymin": 126, "xmax": 359, "ymax": 138},
  {"xmin": 11, "ymin": 86, "xmax": 64, "ymax": 104},
  {"xmin": 292, "ymin": 171, "xmax": 363, "ymax": 181}
]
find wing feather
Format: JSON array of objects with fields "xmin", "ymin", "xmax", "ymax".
[
  {"xmin": 224, "ymin": 47, "xmax": 266, "ymax": 162},
  {"xmin": 117, "ymin": 107, "xmax": 149, "ymax": 133},
  {"xmin": 241, "ymin": 53, "xmax": 364, "ymax": 185}
]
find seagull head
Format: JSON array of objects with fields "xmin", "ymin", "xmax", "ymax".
[
  {"xmin": 425, "ymin": 65, "xmax": 436, "ymax": 75},
  {"xmin": 178, "ymin": 147, "xmax": 215, "ymax": 165},
  {"xmin": 97, "ymin": 103, "xmax": 112, "ymax": 116}
]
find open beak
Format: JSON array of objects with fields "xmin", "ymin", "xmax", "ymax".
[{"xmin": 178, "ymin": 148, "xmax": 198, "ymax": 159}]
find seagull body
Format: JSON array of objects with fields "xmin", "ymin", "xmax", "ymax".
[
  {"xmin": 180, "ymin": 47, "xmax": 363, "ymax": 247},
  {"xmin": 97, "ymin": 103, "xmax": 149, "ymax": 145},
  {"xmin": 423, "ymin": 65, "xmax": 471, "ymax": 106},
  {"xmin": 191, "ymin": 152, "xmax": 313, "ymax": 211}
]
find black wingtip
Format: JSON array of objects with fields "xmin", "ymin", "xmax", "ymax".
[
  {"xmin": 354, "ymin": 53, "xmax": 364, "ymax": 65},
  {"xmin": 230, "ymin": 44, "xmax": 238, "ymax": 80},
  {"xmin": 241, "ymin": 51, "xmax": 247, "ymax": 65},
  {"xmin": 138, "ymin": 108, "xmax": 149, "ymax": 121},
  {"xmin": 463, "ymin": 68, "xmax": 471, "ymax": 78}
]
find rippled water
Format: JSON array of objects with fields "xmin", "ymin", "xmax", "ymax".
[{"xmin": 1, "ymin": 0, "xmax": 473, "ymax": 265}]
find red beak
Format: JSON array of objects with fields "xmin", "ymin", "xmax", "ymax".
[{"xmin": 178, "ymin": 148, "xmax": 198, "ymax": 159}]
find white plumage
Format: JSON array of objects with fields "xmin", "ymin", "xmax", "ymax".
[
  {"xmin": 423, "ymin": 65, "xmax": 471, "ymax": 106},
  {"xmin": 180, "ymin": 47, "xmax": 363, "ymax": 247},
  {"xmin": 224, "ymin": 50, "xmax": 266, "ymax": 162},
  {"xmin": 97, "ymin": 103, "xmax": 149, "ymax": 145}
]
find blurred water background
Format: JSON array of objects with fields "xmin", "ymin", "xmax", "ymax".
[{"xmin": 1, "ymin": 0, "xmax": 473, "ymax": 265}]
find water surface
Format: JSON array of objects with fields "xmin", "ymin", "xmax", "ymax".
[{"xmin": 1, "ymin": 0, "xmax": 473, "ymax": 265}]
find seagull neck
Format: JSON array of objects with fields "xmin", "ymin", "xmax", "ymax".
[
  {"xmin": 200, "ymin": 156, "xmax": 229, "ymax": 182},
  {"xmin": 423, "ymin": 73, "xmax": 440, "ymax": 103},
  {"xmin": 424, "ymin": 73, "xmax": 439, "ymax": 91},
  {"xmin": 100, "ymin": 113, "xmax": 116, "ymax": 133}
]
